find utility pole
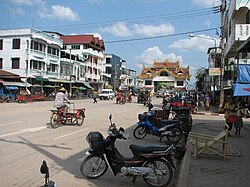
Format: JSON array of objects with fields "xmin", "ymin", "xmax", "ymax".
[{"xmin": 219, "ymin": 0, "xmax": 226, "ymax": 110}]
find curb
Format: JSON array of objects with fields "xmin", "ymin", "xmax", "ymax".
[
  {"xmin": 176, "ymin": 142, "xmax": 192, "ymax": 187},
  {"xmin": 194, "ymin": 112, "xmax": 224, "ymax": 116}
]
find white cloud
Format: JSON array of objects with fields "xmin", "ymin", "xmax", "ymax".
[
  {"xmin": 101, "ymin": 22, "xmax": 175, "ymax": 37},
  {"xmin": 169, "ymin": 35, "xmax": 219, "ymax": 52},
  {"xmin": 192, "ymin": 0, "xmax": 218, "ymax": 8},
  {"xmin": 101, "ymin": 22, "xmax": 133, "ymax": 37},
  {"xmin": 7, "ymin": 6, "xmax": 25, "ymax": 16},
  {"xmin": 39, "ymin": 5, "xmax": 80, "ymax": 21},
  {"xmin": 133, "ymin": 23, "xmax": 175, "ymax": 37},
  {"xmin": 134, "ymin": 46, "xmax": 183, "ymax": 69},
  {"xmin": 9, "ymin": 0, "xmax": 44, "ymax": 6}
]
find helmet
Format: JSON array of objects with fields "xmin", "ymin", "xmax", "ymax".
[{"xmin": 59, "ymin": 87, "xmax": 66, "ymax": 92}]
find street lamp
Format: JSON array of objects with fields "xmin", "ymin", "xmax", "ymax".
[{"xmin": 189, "ymin": 34, "xmax": 217, "ymax": 106}]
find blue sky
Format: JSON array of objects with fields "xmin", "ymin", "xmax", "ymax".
[{"xmin": 0, "ymin": 0, "xmax": 222, "ymax": 86}]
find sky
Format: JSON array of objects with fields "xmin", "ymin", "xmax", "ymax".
[{"xmin": 0, "ymin": 0, "xmax": 222, "ymax": 87}]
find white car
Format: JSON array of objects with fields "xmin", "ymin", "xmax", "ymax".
[{"xmin": 98, "ymin": 89, "xmax": 115, "ymax": 100}]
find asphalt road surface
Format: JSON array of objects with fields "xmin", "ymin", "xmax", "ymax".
[{"xmin": 0, "ymin": 97, "xmax": 225, "ymax": 187}]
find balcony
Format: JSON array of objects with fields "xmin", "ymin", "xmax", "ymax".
[
  {"xmin": 225, "ymin": 24, "xmax": 250, "ymax": 58},
  {"xmin": 82, "ymin": 48, "xmax": 104, "ymax": 58}
]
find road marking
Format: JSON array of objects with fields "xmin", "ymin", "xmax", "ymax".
[
  {"xmin": 0, "ymin": 121, "xmax": 22, "ymax": 127},
  {"xmin": 0, "ymin": 126, "xmax": 47, "ymax": 138},
  {"xmin": 53, "ymin": 128, "xmax": 89, "ymax": 140}
]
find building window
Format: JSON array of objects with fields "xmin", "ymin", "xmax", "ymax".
[
  {"xmin": 72, "ymin": 45, "xmax": 80, "ymax": 50},
  {"xmin": 177, "ymin": 81, "xmax": 184, "ymax": 86},
  {"xmin": 145, "ymin": 80, "xmax": 152, "ymax": 85},
  {"xmin": 160, "ymin": 71, "xmax": 169, "ymax": 76},
  {"xmin": 0, "ymin": 58, "xmax": 2, "ymax": 69},
  {"xmin": 62, "ymin": 45, "xmax": 67, "ymax": 50},
  {"xmin": 13, "ymin": 39, "xmax": 20, "ymax": 49},
  {"xmin": 12, "ymin": 58, "xmax": 20, "ymax": 69},
  {"xmin": 0, "ymin": 39, "xmax": 3, "ymax": 50}
]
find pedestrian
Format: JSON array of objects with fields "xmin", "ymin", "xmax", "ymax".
[
  {"xmin": 235, "ymin": 102, "xmax": 245, "ymax": 136},
  {"xmin": 93, "ymin": 90, "xmax": 98, "ymax": 103},
  {"xmin": 204, "ymin": 93, "xmax": 211, "ymax": 110},
  {"xmin": 224, "ymin": 97, "xmax": 236, "ymax": 136}
]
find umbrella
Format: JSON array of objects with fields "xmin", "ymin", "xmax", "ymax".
[
  {"xmin": 32, "ymin": 84, "xmax": 42, "ymax": 87},
  {"xmin": 43, "ymin": 85, "xmax": 55, "ymax": 88},
  {"xmin": 78, "ymin": 86, "xmax": 86, "ymax": 90}
]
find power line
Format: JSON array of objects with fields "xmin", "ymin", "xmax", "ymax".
[
  {"xmin": 39, "ymin": 7, "xmax": 218, "ymax": 31},
  {"xmin": 105, "ymin": 28, "xmax": 217, "ymax": 43}
]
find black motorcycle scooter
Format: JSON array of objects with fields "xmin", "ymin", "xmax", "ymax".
[{"xmin": 80, "ymin": 115, "xmax": 176, "ymax": 187}]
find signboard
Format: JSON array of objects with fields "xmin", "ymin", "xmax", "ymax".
[{"xmin": 209, "ymin": 68, "xmax": 221, "ymax": 76}]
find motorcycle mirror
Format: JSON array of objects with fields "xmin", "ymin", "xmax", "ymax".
[
  {"xmin": 119, "ymin": 127, "xmax": 125, "ymax": 132},
  {"xmin": 109, "ymin": 114, "xmax": 112, "ymax": 121}
]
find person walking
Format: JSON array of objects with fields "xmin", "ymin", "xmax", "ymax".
[
  {"xmin": 224, "ymin": 97, "xmax": 236, "ymax": 136},
  {"xmin": 93, "ymin": 90, "xmax": 98, "ymax": 103},
  {"xmin": 235, "ymin": 102, "xmax": 245, "ymax": 136},
  {"xmin": 204, "ymin": 93, "xmax": 211, "ymax": 110}
]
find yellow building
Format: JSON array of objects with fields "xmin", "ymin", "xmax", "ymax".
[{"xmin": 137, "ymin": 60, "xmax": 191, "ymax": 92}]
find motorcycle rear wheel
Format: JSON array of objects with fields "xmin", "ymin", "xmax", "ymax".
[
  {"xmin": 166, "ymin": 127, "xmax": 183, "ymax": 143},
  {"xmin": 80, "ymin": 154, "xmax": 108, "ymax": 179},
  {"xmin": 143, "ymin": 158, "xmax": 173, "ymax": 187},
  {"xmin": 133, "ymin": 126, "xmax": 147, "ymax": 139},
  {"xmin": 76, "ymin": 112, "xmax": 85, "ymax": 126}
]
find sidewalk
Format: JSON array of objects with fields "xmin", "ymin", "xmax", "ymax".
[{"xmin": 177, "ymin": 106, "xmax": 250, "ymax": 187}]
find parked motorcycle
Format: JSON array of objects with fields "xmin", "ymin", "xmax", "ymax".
[
  {"xmin": 133, "ymin": 110, "xmax": 183, "ymax": 143},
  {"xmin": 80, "ymin": 115, "xmax": 176, "ymax": 187}
]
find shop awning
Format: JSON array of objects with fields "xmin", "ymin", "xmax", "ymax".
[
  {"xmin": 36, "ymin": 77, "xmax": 49, "ymax": 82},
  {"xmin": 233, "ymin": 83, "xmax": 250, "ymax": 96},
  {"xmin": 83, "ymin": 83, "xmax": 94, "ymax": 90},
  {"xmin": 3, "ymin": 81, "xmax": 32, "ymax": 87}
]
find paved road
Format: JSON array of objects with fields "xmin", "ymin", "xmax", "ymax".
[
  {"xmin": 0, "ymin": 97, "xmax": 174, "ymax": 187},
  {"xmin": 1, "ymin": 98, "xmax": 233, "ymax": 187}
]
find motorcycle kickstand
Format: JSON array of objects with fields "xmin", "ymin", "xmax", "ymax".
[{"xmin": 131, "ymin": 176, "xmax": 137, "ymax": 187}]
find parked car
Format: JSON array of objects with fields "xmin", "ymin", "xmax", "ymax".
[{"xmin": 98, "ymin": 89, "xmax": 115, "ymax": 100}]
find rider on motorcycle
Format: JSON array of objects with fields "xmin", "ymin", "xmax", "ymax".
[{"xmin": 54, "ymin": 87, "xmax": 70, "ymax": 115}]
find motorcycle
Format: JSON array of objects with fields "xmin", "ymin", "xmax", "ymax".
[
  {"xmin": 133, "ymin": 110, "xmax": 183, "ymax": 143},
  {"xmin": 80, "ymin": 115, "xmax": 176, "ymax": 187}
]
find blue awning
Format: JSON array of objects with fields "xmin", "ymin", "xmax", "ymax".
[
  {"xmin": 233, "ymin": 83, "xmax": 250, "ymax": 96},
  {"xmin": 5, "ymin": 86, "xmax": 18, "ymax": 90}
]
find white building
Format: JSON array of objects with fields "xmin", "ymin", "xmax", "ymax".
[{"xmin": 0, "ymin": 29, "xmax": 63, "ymax": 85}]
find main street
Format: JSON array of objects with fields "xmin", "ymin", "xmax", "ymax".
[{"xmin": 0, "ymin": 97, "xmax": 225, "ymax": 187}]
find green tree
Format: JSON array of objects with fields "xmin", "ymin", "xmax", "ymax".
[{"xmin": 195, "ymin": 67, "xmax": 206, "ymax": 92}]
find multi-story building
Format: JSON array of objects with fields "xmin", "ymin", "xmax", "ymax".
[
  {"xmin": 137, "ymin": 60, "xmax": 191, "ymax": 92},
  {"xmin": 100, "ymin": 54, "xmax": 126, "ymax": 91},
  {"xmin": 120, "ymin": 66, "xmax": 137, "ymax": 90},
  {"xmin": 0, "ymin": 29, "xmax": 63, "ymax": 87},
  {"xmin": 60, "ymin": 34, "xmax": 105, "ymax": 91}
]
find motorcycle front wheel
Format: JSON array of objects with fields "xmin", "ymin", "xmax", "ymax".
[
  {"xmin": 133, "ymin": 126, "xmax": 147, "ymax": 139},
  {"xmin": 143, "ymin": 158, "xmax": 173, "ymax": 187},
  {"xmin": 80, "ymin": 154, "xmax": 108, "ymax": 179},
  {"xmin": 50, "ymin": 113, "xmax": 61, "ymax": 128},
  {"xmin": 166, "ymin": 127, "xmax": 183, "ymax": 143}
]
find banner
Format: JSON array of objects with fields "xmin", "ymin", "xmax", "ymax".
[{"xmin": 209, "ymin": 68, "xmax": 221, "ymax": 76}]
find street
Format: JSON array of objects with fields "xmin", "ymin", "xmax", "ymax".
[{"xmin": 0, "ymin": 97, "xmax": 226, "ymax": 187}]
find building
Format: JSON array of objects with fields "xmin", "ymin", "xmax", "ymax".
[
  {"xmin": 100, "ymin": 54, "xmax": 126, "ymax": 91},
  {"xmin": 0, "ymin": 29, "xmax": 63, "ymax": 88},
  {"xmin": 137, "ymin": 60, "xmax": 191, "ymax": 92},
  {"xmin": 60, "ymin": 34, "xmax": 105, "ymax": 91}
]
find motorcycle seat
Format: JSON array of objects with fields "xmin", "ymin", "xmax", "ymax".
[
  {"xmin": 129, "ymin": 144, "xmax": 171, "ymax": 154},
  {"xmin": 160, "ymin": 119, "xmax": 180, "ymax": 124}
]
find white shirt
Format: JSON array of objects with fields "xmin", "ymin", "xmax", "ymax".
[{"xmin": 54, "ymin": 92, "xmax": 68, "ymax": 107}]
